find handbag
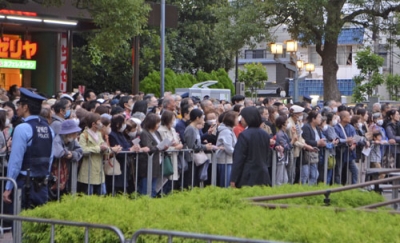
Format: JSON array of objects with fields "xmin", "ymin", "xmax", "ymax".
[
  {"xmin": 328, "ymin": 155, "xmax": 336, "ymax": 169},
  {"xmin": 104, "ymin": 156, "xmax": 122, "ymax": 176},
  {"xmin": 193, "ymin": 151, "xmax": 208, "ymax": 166},
  {"xmin": 303, "ymin": 151, "xmax": 319, "ymax": 164},
  {"xmin": 163, "ymin": 155, "xmax": 174, "ymax": 177}
]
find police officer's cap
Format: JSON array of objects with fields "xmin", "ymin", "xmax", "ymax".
[
  {"xmin": 303, "ymin": 95, "xmax": 312, "ymax": 103},
  {"xmin": 19, "ymin": 87, "xmax": 46, "ymax": 105}
]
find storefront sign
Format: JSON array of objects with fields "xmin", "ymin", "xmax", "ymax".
[
  {"xmin": 0, "ymin": 10, "xmax": 37, "ymax": 16},
  {"xmin": 59, "ymin": 33, "xmax": 68, "ymax": 92},
  {"xmin": 0, "ymin": 38, "xmax": 37, "ymax": 59},
  {"xmin": 0, "ymin": 59, "xmax": 36, "ymax": 70}
]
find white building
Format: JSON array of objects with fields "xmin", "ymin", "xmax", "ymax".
[{"xmin": 229, "ymin": 25, "xmax": 396, "ymax": 103}]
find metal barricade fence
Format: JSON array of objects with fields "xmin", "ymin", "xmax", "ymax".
[
  {"xmin": 0, "ymin": 176, "xmax": 21, "ymax": 243},
  {"xmin": 54, "ymin": 142, "xmax": 400, "ymax": 195},
  {"xmin": 130, "ymin": 228, "xmax": 285, "ymax": 243},
  {"xmin": 0, "ymin": 214, "xmax": 125, "ymax": 243}
]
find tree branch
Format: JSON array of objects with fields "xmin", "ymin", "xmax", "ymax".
[{"xmin": 342, "ymin": 3, "xmax": 400, "ymax": 23}]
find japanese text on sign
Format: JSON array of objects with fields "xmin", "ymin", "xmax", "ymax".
[
  {"xmin": 0, "ymin": 59, "xmax": 36, "ymax": 70},
  {"xmin": 60, "ymin": 33, "xmax": 68, "ymax": 92},
  {"xmin": 0, "ymin": 38, "xmax": 37, "ymax": 59}
]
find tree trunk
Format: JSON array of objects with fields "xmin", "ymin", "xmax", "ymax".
[{"xmin": 322, "ymin": 41, "xmax": 341, "ymax": 101}]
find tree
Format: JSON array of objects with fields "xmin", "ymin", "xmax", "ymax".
[
  {"xmin": 218, "ymin": 0, "xmax": 400, "ymax": 101},
  {"xmin": 17, "ymin": 0, "xmax": 150, "ymax": 64},
  {"xmin": 140, "ymin": 68, "xmax": 234, "ymax": 97},
  {"xmin": 238, "ymin": 63, "xmax": 268, "ymax": 98},
  {"xmin": 385, "ymin": 74, "xmax": 400, "ymax": 101},
  {"xmin": 72, "ymin": 44, "xmax": 133, "ymax": 93},
  {"xmin": 163, "ymin": 0, "xmax": 236, "ymax": 74},
  {"xmin": 352, "ymin": 48, "xmax": 384, "ymax": 102}
]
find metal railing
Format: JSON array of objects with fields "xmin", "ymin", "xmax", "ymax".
[
  {"xmin": 0, "ymin": 214, "xmax": 125, "ymax": 243},
  {"xmin": 130, "ymin": 228, "xmax": 285, "ymax": 243}
]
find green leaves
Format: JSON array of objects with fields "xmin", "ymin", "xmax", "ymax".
[
  {"xmin": 352, "ymin": 47, "xmax": 385, "ymax": 102},
  {"xmin": 87, "ymin": 0, "xmax": 150, "ymax": 61},
  {"xmin": 238, "ymin": 63, "xmax": 268, "ymax": 98},
  {"xmin": 20, "ymin": 185, "xmax": 395, "ymax": 243},
  {"xmin": 385, "ymin": 74, "xmax": 400, "ymax": 100},
  {"xmin": 139, "ymin": 68, "xmax": 234, "ymax": 97}
]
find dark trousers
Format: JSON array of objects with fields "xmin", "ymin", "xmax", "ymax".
[
  {"xmin": 18, "ymin": 176, "xmax": 48, "ymax": 210},
  {"xmin": 183, "ymin": 162, "xmax": 199, "ymax": 188}
]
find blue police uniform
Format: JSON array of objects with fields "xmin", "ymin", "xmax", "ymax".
[{"xmin": 5, "ymin": 88, "xmax": 54, "ymax": 209}]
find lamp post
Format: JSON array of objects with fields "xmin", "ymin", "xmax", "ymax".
[{"xmin": 269, "ymin": 40, "xmax": 308, "ymax": 102}]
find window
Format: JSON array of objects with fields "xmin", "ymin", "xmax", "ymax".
[
  {"xmin": 309, "ymin": 45, "xmax": 352, "ymax": 66},
  {"xmin": 337, "ymin": 46, "xmax": 352, "ymax": 65},
  {"xmin": 309, "ymin": 48, "xmax": 322, "ymax": 66},
  {"xmin": 378, "ymin": 44, "xmax": 388, "ymax": 67},
  {"xmin": 244, "ymin": 49, "xmax": 266, "ymax": 59}
]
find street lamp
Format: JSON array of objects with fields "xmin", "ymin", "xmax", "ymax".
[
  {"xmin": 270, "ymin": 41, "xmax": 300, "ymax": 102},
  {"xmin": 305, "ymin": 63, "xmax": 315, "ymax": 75},
  {"xmin": 269, "ymin": 40, "xmax": 315, "ymax": 102},
  {"xmin": 270, "ymin": 43, "xmax": 283, "ymax": 56},
  {"xmin": 286, "ymin": 40, "xmax": 298, "ymax": 52},
  {"xmin": 296, "ymin": 60, "xmax": 304, "ymax": 70}
]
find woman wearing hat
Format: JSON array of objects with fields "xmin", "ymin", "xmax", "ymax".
[{"xmin": 52, "ymin": 120, "xmax": 84, "ymax": 199}]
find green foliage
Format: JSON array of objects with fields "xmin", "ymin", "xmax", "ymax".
[
  {"xmin": 385, "ymin": 74, "xmax": 400, "ymax": 101},
  {"xmin": 20, "ymin": 185, "xmax": 393, "ymax": 243},
  {"xmin": 162, "ymin": 0, "xmax": 236, "ymax": 73},
  {"xmin": 140, "ymin": 68, "xmax": 234, "ymax": 97},
  {"xmin": 216, "ymin": 0, "xmax": 400, "ymax": 101},
  {"xmin": 352, "ymin": 48, "xmax": 385, "ymax": 102},
  {"xmin": 238, "ymin": 63, "xmax": 268, "ymax": 98},
  {"xmin": 72, "ymin": 45, "xmax": 133, "ymax": 93},
  {"xmin": 85, "ymin": 0, "xmax": 150, "ymax": 63}
]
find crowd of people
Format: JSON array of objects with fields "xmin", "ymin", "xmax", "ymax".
[{"xmin": 0, "ymin": 85, "xmax": 398, "ymax": 208}]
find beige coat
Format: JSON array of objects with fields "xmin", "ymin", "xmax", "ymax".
[
  {"xmin": 158, "ymin": 125, "xmax": 181, "ymax": 180},
  {"xmin": 78, "ymin": 128, "xmax": 106, "ymax": 185},
  {"xmin": 286, "ymin": 117, "xmax": 307, "ymax": 158}
]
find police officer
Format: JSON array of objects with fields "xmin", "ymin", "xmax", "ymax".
[{"xmin": 3, "ymin": 88, "xmax": 54, "ymax": 209}]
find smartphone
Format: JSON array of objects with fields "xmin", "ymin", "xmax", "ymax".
[{"xmin": 313, "ymin": 147, "xmax": 320, "ymax": 152}]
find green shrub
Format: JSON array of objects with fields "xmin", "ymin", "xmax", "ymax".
[{"xmin": 21, "ymin": 185, "xmax": 397, "ymax": 243}]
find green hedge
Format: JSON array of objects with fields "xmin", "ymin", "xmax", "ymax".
[
  {"xmin": 139, "ymin": 68, "xmax": 234, "ymax": 97},
  {"xmin": 20, "ymin": 185, "xmax": 398, "ymax": 243}
]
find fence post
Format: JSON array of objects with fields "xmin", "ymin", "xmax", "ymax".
[
  {"xmin": 71, "ymin": 159, "xmax": 78, "ymax": 195},
  {"xmin": 271, "ymin": 150, "xmax": 276, "ymax": 187},
  {"xmin": 147, "ymin": 154, "xmax": 154, "ymax": 196},
  {"xmin": 211, "ymin": 151, "xmax": 217, "ymax": 186},
  {"xmin": 323, "ymin": 148, "xmax": 328, "ymax": 184}
]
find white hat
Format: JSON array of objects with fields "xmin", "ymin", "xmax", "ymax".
[
  {"xmin": 130, "ymin": 117, "xmax": 142, "ymax": 126},
  {"xmin": 290, "ymin": 105, "xmax": 304, "ymax": 113},
  {"xmin": 60, "ymin": 94, "xmax": 74, "ymax": 102}
]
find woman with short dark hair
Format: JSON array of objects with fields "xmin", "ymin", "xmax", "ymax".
[
  {"xmin": 216, "ymin": 111, "xmax": 237, "ymax": 187},
  {"xmin": 275, "ymin": 115, "xmax": 297, "ymax": 185},
  {"xmin": 158, "ymin": 110, "xmax": 183, "ymax": 192},
  {"xmin": 138, "ymin": 113, "xmax": 167, "ymax": 197},
  {"xmin": 301, "ymin": 111, "xmax": 326, "ymax": 185},
  {"xmin": 107, "ymin": 115, "xmax": 137, "ymax": 194},
  {"xmin": 230, "ymin": 107, "xmax": 272, "ymax": 188},
  {"xmin": 183, "ymin": 109, "xmax": 213, "ymax": 188}
]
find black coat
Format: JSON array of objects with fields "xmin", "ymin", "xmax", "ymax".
[
  {"xmin": 302, "ymin": 123, "xmax": 322, "ymax": 147},
  {"xmin": 138, "ymin": 129, "xmax": 162, "ymax": 178},
  {"xmin": 230, "ymin": 127, "xmax": 271, "ymax": 187}
]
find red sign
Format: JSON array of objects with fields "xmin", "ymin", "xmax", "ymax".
[
  {"xmin": 0, "ymin": 10, "xmax": 37, "ymax": 17},
  {"xmin": 0, "ymin": 36, "xmax": 37, "ymax": 59},
  {"xmin": 60, "ymin": 34, "xmax": 68, "ymax": 92}
]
